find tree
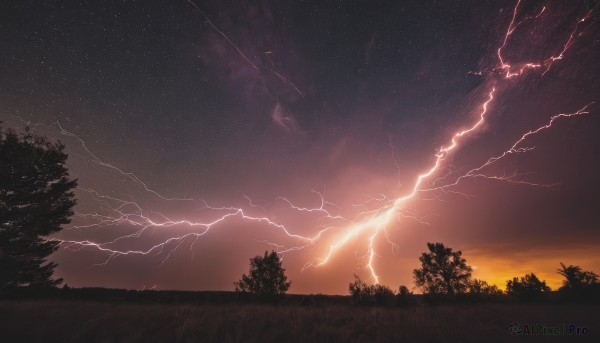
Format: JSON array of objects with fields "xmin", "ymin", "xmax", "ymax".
[
  {"xmin": 413, "ymin": 242, "xmax": 472, "ymax": 295},
  {"xmin": 398, "ymin": 285, "xmax": 412, "ymax": 297},
  {"xmin": 348, "ymin": 274, "xmax": 371, "ymax": 303},
  {"xmin": 396, "ymin": 285, "xmax": 415, "ymax": 306},
  {"xmin": 557, "ymin": 262, "xmax": 598, "ymax": 291},
  {"xmin": 371, "ymin": 284, "xmax": 395, "ymax": 305},
  {"xmin": 234, "ymin": 250, "xmax": 291, "ymax": 295},
  {"xmin": 467, "ymin": 279, "xmax": 502, "ymax": 296},
  {"xmin": 0, "ymin": 126, "xmax": 77, "ymax": 288},
  {"xmin": 348, "ymin": 274, "xmax": 394, "ymax": 305},
  {"xmin": 506, "ymin": 273, "xmax": 551, "ymax": 300}
]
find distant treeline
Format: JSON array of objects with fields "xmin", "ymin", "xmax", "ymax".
[
  {"xmin": 0, "ymin": 287, "xmax": 352, "ymax": 306},
  {"xmin": 2, "ymin": 284, "xmax": 600, "ymax": 306}
]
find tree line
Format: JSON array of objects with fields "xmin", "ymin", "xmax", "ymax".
[{"xmin": 232, "ymin": 243, "xmax": 598, "ymax": 305}]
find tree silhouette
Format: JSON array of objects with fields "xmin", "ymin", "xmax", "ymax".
[
  {"xmin": 234, "ymin": 250, "xmax": 291, "ymax": 295},
  {"xmin": 398, "ymin": 285, "xmax": 412, "ymax": 297},
  {"xmin": 557, "ymin": 262, "xmax": 598, "ymax": 291},
  {"xmin": 413, "ymin": 242, "xmax": 472, "ymax": 295},
  {"xmin": 0, "ymin": 126, "xmax": 77, "ymax": 288},
  {"xmin": 348, "ymin": 274, "xmax": 370, "ymax": 303},
  {"xmin": 348, "ymin": 274, "xmax": 394, "ymax": 305},
  {"xmin": 396, "ymin": 285, "xmax": 415, "ymax": 306},
  {"xmin": 371, "ymin": 284, "xmax": 395, "ymax": 305},
  {"xmin": 463, "ymin": 279, "xmax": 504, "ymax": 302},
  {"xmin": 467, "ymin": 279, "xmax": 502, "ymax": 296},
  {"xmin": 506, "ymin": 273, "xmax": 551, "ymax": 300}
]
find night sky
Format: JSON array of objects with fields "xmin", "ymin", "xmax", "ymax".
[{"xmin": 1, "ymin": 0, "xmax": 599, "ymax": 294}]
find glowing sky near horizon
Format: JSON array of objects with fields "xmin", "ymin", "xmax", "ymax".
[{"xmin": 1, "ymin": 0, "xmax": 599, "ymax": 294}]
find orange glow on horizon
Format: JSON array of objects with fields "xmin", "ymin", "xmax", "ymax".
[{"xmin": 466, "ymin": 246, "xmax": 600, "ymax": 292}]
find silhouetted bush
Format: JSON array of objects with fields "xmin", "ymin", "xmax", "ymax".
[
  {"xmin": 348, "ymin": 274, "xmax": 372, "ymax": 305},
  {"xmin": 371, "ymin": 284, "xmax": 395, "ymax": 305},
  {"xmin": 348, "ymin": 275, "xmax": 395, "ymax": 305},
  {"xmin": 465, "ymin": 278, "xmax": 503, "ymax": 302},
  {"xmin": 396, "ymin": 285, "xmax": 416, "ymax": 306},
  {"xmin": 398, "ymin": 285, "xmax": 411, "ymax": 297},
  {"xmin": 506, "ymin": 273, "xmax": 551, "ymax": 301}
]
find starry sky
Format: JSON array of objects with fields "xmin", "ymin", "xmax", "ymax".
[{"xmin": 1, "ymin": 0, "xmax": 599, "ymax": 294}]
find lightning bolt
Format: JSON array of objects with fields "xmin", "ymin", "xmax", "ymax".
[
  {"xmin": 289, "ymin": 0, "xmax": 596, "ymax": 282},
  {"xmin": 6, "ymin": 1, "xmax": 594, "ymax": 287},
  {"xmin": 431, "ymin": 104, "xmax": 593, "ymax": 192},
  {"xmin": 303, "ymin": 88, "xmax": 496, "ymax": 283},
  {"xmin": 495, "ymin": 0, "xmax": 592, "ymax": 78}
]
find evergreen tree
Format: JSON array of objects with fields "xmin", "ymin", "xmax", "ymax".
[{"xmin": 0, "ymin": 126, "xmax": 77, "ymax": 288}]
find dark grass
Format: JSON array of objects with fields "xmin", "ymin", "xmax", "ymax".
[{"xmin": 1, "ymin": 298, "xmax": 599, "ymax": 343}]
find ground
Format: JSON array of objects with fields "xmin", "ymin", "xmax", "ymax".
[{"xmin": 1, "ymin": 300, "xmax": 598, "ymax": 342}]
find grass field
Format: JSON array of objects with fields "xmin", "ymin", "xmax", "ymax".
[{"xmin": 1, "ymin": 300, "xmax": 598, "ymax": 342}]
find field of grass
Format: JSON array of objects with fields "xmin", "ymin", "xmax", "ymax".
[{"xmin": 1, "ymin": 299, "xmax": 598, "ymax": 342}]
